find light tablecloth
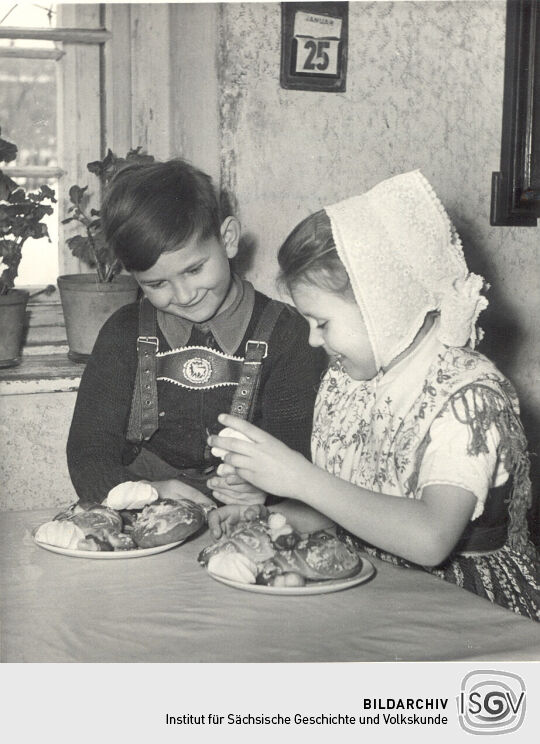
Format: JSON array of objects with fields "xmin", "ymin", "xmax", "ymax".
[{"xmin": 2, "ymin": 509, "xmax": 539, "ymax": 662}]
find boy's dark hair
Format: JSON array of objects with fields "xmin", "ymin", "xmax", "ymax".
[
  {"xmin": 101, "ymin": 159, "xmax": 223, "ymax": 272},
  {"xmin": 277, "ymin": 210, "xmax": 352, "ymax": 297}
]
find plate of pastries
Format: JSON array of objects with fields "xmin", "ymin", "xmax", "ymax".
[
  {"xmin": 198, "ymin": 512, "xmax": 375, "ymax": 595},
  {"xmin": 33, "ymin": 494, "xmax": 207, "ymax": 559}
]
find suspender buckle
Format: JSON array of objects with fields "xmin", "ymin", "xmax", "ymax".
[
  {"xmin": 245, "ymin": 340, "xmax": 268, "ymax": 359},
  {"xmin": 137, "ymin": 336, "xmax": 159, "ymax": 351}
]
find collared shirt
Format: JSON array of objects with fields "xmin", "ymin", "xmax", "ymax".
[{"xmin": 156, "ymin": 274, "xmax": 255, "ymax": 354}]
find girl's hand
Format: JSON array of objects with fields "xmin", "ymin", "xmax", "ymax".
[
  {"xmin": 207, "ymin": 503, "xmax": 268, "ymax": 539},
  {"xmin": 207, "ymin": 415, "xmax": 312, "ymax": 500},
  {"xmin": 207, "ymin": 466, "xmax": 266, "ymax": 506}
]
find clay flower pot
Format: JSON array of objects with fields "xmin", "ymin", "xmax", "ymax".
[
  {"xmin": 58, "ymin": 274, "xmax": 138, "ymax": 362},
  {"xmin": 0, "ymin": 289, "xmax": 29, "ymax": 368}
]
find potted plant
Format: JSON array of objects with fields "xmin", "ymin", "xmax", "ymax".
[
  {"xmin": 0, "ymin": 130, "xmax": 56, "ymax": 367},
  {"xmin": 58, "ymin": 148, "xmax": 153, "ymax": 361}
]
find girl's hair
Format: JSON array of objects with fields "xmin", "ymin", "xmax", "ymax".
[
  {"xmin": 101, "ymin": 159, "xmax": 223, "ymax": 272},
  {"xmin": 277, "ymin": 210, "xmax": 352, "ymax": 297}
]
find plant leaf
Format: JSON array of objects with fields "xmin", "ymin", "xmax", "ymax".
[
  {"xmin": 0, "ymin": 134, "xmax": 18, "ymax": 164},
  {"xmin": 69, "ymin": 184, "xmax": 88, "ymax": 206},
  {"xmin": 39, "ymin": 184, "xmax": 56, "ymax": 201},
  {"xmin": 66, "ymin": 235, "xmax": 96, "ymax": 266},
  {"xmin": 87, "ymin": 159, "xmax": 104, "ymax": 176},
  {"xmin": 0, "ymin": 168, "xmax": 56, "ymax": 290}
]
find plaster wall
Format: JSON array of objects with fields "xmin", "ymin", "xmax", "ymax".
[
  {"xmin": 215, "ymin": 1, "xmax": 540, "ymax": 472},
  {"xmin": 170, "ymin": 2, "xmax": 221, "ymax": 184},
  {"xmin": 0, "ymin": 392, "xmax": 77, "ymax": 511}
]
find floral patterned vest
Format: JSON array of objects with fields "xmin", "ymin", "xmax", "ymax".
[{"xmin": 312, "ymin": 344, "xmax": 533, "ymax": 554}]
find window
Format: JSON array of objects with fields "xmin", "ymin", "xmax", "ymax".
[
  {"xmin": 0, "ymin": 3, "xmax": 60, "ymax": 285},
  {"xmin": 0, "ymin": 3, "xmax": 106, "ymax": 287}
]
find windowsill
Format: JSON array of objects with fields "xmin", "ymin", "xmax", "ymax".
[
  {"xmin": 0, "ymin": 293, "xmax": 83, "ymax": 395},
  {"xmin": 0, "ymin": 353, "xmax": 83, "ymax": 395}
]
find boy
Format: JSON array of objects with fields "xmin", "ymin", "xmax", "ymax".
[{"xmin": 67, "ymin": 159, "xmax": 326, "ymax": 508}]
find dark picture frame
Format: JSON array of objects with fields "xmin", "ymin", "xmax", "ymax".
[{"xmin": 491, "ymin": 0, "xmax": 540, "ymax": 226}]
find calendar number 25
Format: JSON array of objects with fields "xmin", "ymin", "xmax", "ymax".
[
  {"xmin": 295, "ymin": 37, "xmax": 339, "ymax": 76},
  {"xmin": 302, "ymin": 39, "xmax": 330, "ymax": 71}
]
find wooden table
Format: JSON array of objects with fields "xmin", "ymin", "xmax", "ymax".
[{"xmin": 2, "ymin": 508, "xmax": 539, "ymax": 662}]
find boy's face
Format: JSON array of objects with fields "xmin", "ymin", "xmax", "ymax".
[{"xmin": 133, "ymin": 218, "xmax": 239, "ymax": 323}]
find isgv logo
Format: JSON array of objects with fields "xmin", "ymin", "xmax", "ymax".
[{"xmin": 457, "ymin": 670, "xmax": 526, "ymax": 735}]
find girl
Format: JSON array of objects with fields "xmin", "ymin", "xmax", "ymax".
[{"xmin": 208, "ymin": 170, "xmax": 539, "ymax": 620}]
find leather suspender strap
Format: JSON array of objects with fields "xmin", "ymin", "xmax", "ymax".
[
  {"xmin": 126, "ymin": 298, "xmax": 159, "ymax": 443},
  {"xmin": 229, "ymin": 299, "xmax": 285, "ymax": 421}
]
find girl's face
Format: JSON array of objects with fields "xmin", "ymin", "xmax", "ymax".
[
  {"xmin": 133, "ymin": 218, "xmax": 239, "ymax": 323},
  {"xmin": 291, "ymin": 281, "xmax": 377, "ymax": 381}
]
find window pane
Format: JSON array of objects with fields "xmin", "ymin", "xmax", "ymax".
[
  {"xmin": 2, "ymin": 176, "xmax": 58, "ymax": 286},
  {"xmin": 0, "ymin": 3, "xmax": 59, "ymax": 287},
  {"xmin": 0, "ymin": 56, "xmax": 57, "ymax": 166},
  {"xmin": 0, "ymin": 60, "xmax": 58, "ymax": 284},
  {"xmin": 0, "ymin": 3, "xmax": 57, "ymax": 49},
  {"xmin": 0, "ymin": 2, "xmax": 56, "ymax": 26}
]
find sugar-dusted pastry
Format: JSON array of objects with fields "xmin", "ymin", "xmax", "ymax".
[
  {"xmin": 34, "ymin": 520, "xmax": 85, "ymax": 550},
  {"xmin": 207, "ymin": 552, "xmax": 258, "ymax": 584},
  {"xmin": 104, "ymin": 481, "xmax": 159, "ymax": 511}
]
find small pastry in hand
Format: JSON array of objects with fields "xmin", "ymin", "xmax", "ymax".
[{"xmin": 211, "ymin": 427, "xmax": 253, "ymax": 459}]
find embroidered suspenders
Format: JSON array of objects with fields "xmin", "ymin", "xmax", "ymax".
[{"xmin": 126, "ymin": 297, "xmax": 285, "ymax": 443}]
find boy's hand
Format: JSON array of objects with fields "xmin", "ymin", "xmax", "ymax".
[
  {"xmin": 207, "ymin": 463, "xmax": 266, "ymax": 505},
  {"xmin": 207, "ymin": 503, "xmax": 268, "ymax": 539},
  {"xmin": 151, "ymin": 479, "xmax": 215, "ymax": 509},
  {"xmin": 207, "ymin": 414, "xmax": 312, "ymax": 500}
]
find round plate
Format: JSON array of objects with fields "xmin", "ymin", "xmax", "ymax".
[
  {"xmin": 33, "ymin": 533, "xmax": 185, "ymax": 559},
  {"xmin": 207, "ymin": 557, "xmax": 375, "ymax": 595}
]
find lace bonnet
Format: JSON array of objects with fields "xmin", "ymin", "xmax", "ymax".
[{"xmin": 324, "ymin": 170, "xmax": 488, "ymax": 370}]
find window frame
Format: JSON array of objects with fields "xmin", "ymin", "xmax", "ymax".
[
  {"xmin": 491, "ymin": 0, "xmax": 540, "ymax": 226},
  {"xmin": 0, "ymin": 4, "xmax": 108, "ymax": 282},
  {"xmin": 0, "ymin": 4, "xmax": 109, "ymax": 368}
]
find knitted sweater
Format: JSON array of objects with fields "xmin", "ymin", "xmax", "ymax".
[{"xmin": 67, "ymin": 291, "xmax": 326, "ymax": 503}]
